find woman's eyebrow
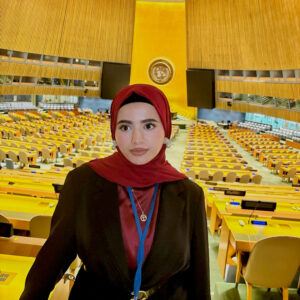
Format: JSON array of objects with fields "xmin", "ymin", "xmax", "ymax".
[
  {"xmin": 117, "ymin": 120, "xmax": 132, "ymax": 125},
  {"xmin": 141, "ymin": 119, "xmax": 159, "ymax": 123},
  {"xmin": 117, "ymin": 118, "xmax": 158, "ymax": 125}
]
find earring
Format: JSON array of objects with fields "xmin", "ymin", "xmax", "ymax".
[
  {"xmin": 164, "ymin": 137, "xmax": 171, "ymax": 148},
  {"xmin": 112, "ymin": 140, "xmax": 117, "ymax": 150}
]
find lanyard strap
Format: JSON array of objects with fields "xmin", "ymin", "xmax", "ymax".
[{"xmin": 126, "ymin": 183, "xmax": 159, "ymax": 300}]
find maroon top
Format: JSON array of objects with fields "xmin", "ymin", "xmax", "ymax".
[{"xmin": 118, "ymin": 184, "xmax": 160, "ymax": 270}]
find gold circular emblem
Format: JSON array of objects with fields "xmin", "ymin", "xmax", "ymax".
[{"xmin": 148, "ymin": 59, "xmax": 174, "ymax": 85}]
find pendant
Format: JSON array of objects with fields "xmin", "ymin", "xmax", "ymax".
[{"xmin": 140, "ymin": 213, "xmax": 147, "ymax": 222}]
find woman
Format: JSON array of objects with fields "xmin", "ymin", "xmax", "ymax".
[{"xmin": 20, "ymin": 84, "xmax": 210, "ymax": 300}]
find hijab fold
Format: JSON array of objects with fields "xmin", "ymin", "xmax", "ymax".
[{"xmin": 89, "ymin": 84, "xmax": 186, "ymax": 188}]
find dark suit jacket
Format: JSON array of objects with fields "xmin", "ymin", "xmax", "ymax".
[{"xmin": 20, "ymin": 164, "xmax": 210, "ymax": 299}]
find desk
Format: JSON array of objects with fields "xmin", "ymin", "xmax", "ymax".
[
  {"xmin": 0, "ymin": 182, "xmax": 57, "ymax": 199},
  {"xmin": 217, "ymin": 216, "xmax": 300, "ymax": 280},
  {"xmin": 0, "ymin": 254, "xmax": 34, "ymax": 300},
  {"xmin": 209, "ymin": 200, "xmax": 300, "ymax": 235},
  {"xmin": 0, "ymin": 235, "xmax": 44, "ymax": 256},
  {"xmin": 0, "ymin": 193, "xmax": 56, "ymax": 230}
]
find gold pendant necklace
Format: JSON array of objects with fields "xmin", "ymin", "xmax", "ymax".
[{"xmin": 133, "ymin": 190, "xmax": 147, "ymax": 222}]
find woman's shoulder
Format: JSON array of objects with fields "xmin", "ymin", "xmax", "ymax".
[
  {"xmin": 164, "ymin": 178, "xmax": 204, "ymax": 199},
  {"xmin": 177, "ymin": 178, "xmax": 204, "ymax": 193},
  {"xmin": 64, "ymin": 162, "xmax": 107, "ymax": 185}
]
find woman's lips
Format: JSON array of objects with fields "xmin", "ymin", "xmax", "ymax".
[{"xmin": 130, "ymin": 148, "xmax": 148, "ymax": 156}]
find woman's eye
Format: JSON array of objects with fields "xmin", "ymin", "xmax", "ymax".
[
  {"xmin": 145, "ymin": 123, "xmax": 155, "ymax": 130},
  {"xmin": 119, "ymin": 125, "xmax": 129, "ymax": 131}
]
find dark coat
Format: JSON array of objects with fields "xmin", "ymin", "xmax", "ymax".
[{"xmin": 20, "ymin": 164, "xmax": 210, "ymax": 299}]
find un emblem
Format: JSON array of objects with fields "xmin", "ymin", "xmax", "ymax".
[{"xmin": 148, "ymin": 59, "xmax": 174, "ymax": 85}]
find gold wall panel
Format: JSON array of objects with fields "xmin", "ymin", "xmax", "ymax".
[
  {"xmin": 216, "ymin": 99, "xmax": 300, "ymax": 123},
  {"xmin": 0, "ymin": 85, "xmax": 100, "ymax": 97},
  {"xmin": 0, "ymin": 61, "xmax": 100, "ymax": 81},
  {"xmin": 217, "ymin": 80, "xmax": 300, "ymax": 99},
  {"xmin": 0, "ymin": 0, "xmax": 135, "ymax": 63},
  {"xmin": 186, "ymin": 0, "xmax": 300, "ymax": 69}
]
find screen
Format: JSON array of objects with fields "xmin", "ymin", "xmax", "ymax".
[
  {"xmin": 186, "ymin": 69, "xmax": 215, "ymax": 108},
  {"xmin": 101, "ymin": 62, "xmax": 131, "ymax": 99},
  {"xmin": 241, "ymin": 200, "xmax": 277, "ymax": 211}
]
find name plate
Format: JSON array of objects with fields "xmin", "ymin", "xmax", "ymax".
[{"xmin": 224, "ymin": 190, "xmax": 246, "ymax": 196}]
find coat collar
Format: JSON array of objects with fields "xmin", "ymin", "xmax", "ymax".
[{"xmin": 90, "ymin": 173, "xmax": 187, "ymax": 289}]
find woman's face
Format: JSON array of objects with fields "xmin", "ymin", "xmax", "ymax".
[{"xmin": 115, "ymin": 102, "xmax": 165, "ymax": 165}]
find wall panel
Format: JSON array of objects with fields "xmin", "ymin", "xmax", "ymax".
[
  {"xmin": 0, "ymin": 85, "xmax": 99, "ymax": 97},
  {"xmin": 130, "ymin": 1, "xmax": 195, "ymax": 118},
  {"xmin": 0, "ymin": 61, "xmax": 100, "ymax": 81},
  {"xmin": 186, "ymin": 0, "xmax": 300, "ymax": 70},
  {"xmin": 216, "ymin": 80, "xmax": 300, "ymax": 99},
  {"xmin": 216, "ymin": 99, "xmax": 300, "ymax": 123},
  {"xmin": 0, "ymin": 0, "xmax": 135, "ymax": 63}
]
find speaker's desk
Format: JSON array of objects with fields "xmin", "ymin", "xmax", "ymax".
[{"xmin": 217, "ymin": 215, "xmax": 300, "ymax": 280}]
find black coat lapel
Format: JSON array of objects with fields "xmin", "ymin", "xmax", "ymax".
[
  {"xmin": 90, "ymin": 177, "xmax": 131, "ymax": 287},
  {"xmin": 142, "ymin": 180, "xmax": 187, "ymax": 286}
]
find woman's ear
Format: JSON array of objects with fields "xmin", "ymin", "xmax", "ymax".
[
  {"xmin": 163, "ymin": 137, "xmax": 171, "ymax": 148},
  {"xmin": 112, "ymin": 140, "xmax": 117, "ymax": 150}
]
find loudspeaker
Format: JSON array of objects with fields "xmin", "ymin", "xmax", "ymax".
[
  {"xmin": 186, "ymin": 69, "xmax": 215, "ymax": 108},
  {"xmin": 101, "ymin": 62, "xmax": 131, "ymax": 99}
]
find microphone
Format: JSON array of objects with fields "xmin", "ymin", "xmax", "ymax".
[{"xmin": 247, "ymin": 201, "xmax": 261, "ymax": 224}]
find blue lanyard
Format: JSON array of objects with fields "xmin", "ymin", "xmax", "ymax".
[{"xmin": 126, "ymin": 183, "xmax": 159, "ymax": 300}]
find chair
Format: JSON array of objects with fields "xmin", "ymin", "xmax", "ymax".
[
  {"xmin": 30, "ymin": 215, "xmax": 52, "ymax": 238},
  {"xmin": 240, "ymin": 174, "xmax": 251, "ymax": 183},
  {"xmin": 86, "ymin": 137, "xmax": 94, "ymax": 150},
  {"xmin": 60, "ymin": 144, "xmax": 69, "ymax": 157},
  {"xmin": 234, "ymin": 165, "xmax": 242, "ymax": 170},
  {"xmin": 63, "ymin": 158, "xmax": 74, "ymax": 168},
  {"xmin": 19, "ymin": 151, "xmax": 30, "ymax": 166},
  {"xmin": 212, "ymin": 171, "xmax": 223, "ymax": 182},
  {"xmin": 186, "ymin": 170, "xmax": 196, "ymax": 180},
  {"xmin": 221, "ymin": 165, "xmax": 229, "ymax": 169},
  {"xmin": 273, "ymin": 161, "xmax": 283, "ymax": 174},
  {"xmin": 198, "ymin": 163, "xmax": 207, "ymax": 168},
  {"xmin": 225, "ymin": 171, "xmax": 237, "ymax": 182},
  {"xmin": 237, "ymin": 236, "xmax": 300, "ymax": 300},
  {"xmin": 41, "ymin": 148, "xmax": 53, "ymax": 163},
  {"xmin": 75, "ymin": 160, "xmax": 85, "ymax": 167},
  {"xmin": 7, "ymin": 150, "xmax": 19, "ymax": 163},
  {"xmin": 252, "ymin": 174, "xmax": 262, "ymax": 184},
  {"xmin": 74, "ymin": 139, "xmax": 82, "ymax": 152},
  {"xmin": 80, "ymin": 151, "xmax": 90, "ymax": 157},
  {"xmin": 91, "ymin": 152, "xmax": 99, "ymax": 158},
  {"xmin": 199, "ymin": 170, "xmax": 210, "ymax": 181},
  {"xmin": 282, "ymin": 168, "xmax": 297, "ymax": 183},
  {"xmin": 0, "ymin": 149, "xmax": 6, "ymax": 162}
]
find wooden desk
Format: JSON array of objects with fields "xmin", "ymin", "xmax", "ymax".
[
  {"xmin": 0, "ymin": 193, "xmax": 56, "ymax": 230},
  {"xmin": 217, "ymin": 216, "xmax": 300, "ymax": 279},
  {"xmin": 209, "ymin": 200, "xmax": 300, "ymax": 236},
  {"xmin": 0, "ymin": 254, "xmax": 35, "ymax": 300},
  {"xmin": 0, "ymin": 236, "xmax": 45, "ymax": 257},
  {"xmin": 0, "ymin": 182, "xmax": 58, "ymax": 199}
]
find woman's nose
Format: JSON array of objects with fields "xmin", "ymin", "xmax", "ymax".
[{"xmin": 131, "ymin": 128, "xmax": 143, "ymax": 144}]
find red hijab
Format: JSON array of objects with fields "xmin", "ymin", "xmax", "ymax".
[{"xmin": 89, "ymin": 84, "xmax": 186, "ymax": 187}]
